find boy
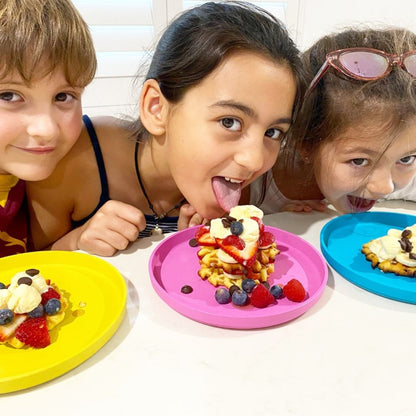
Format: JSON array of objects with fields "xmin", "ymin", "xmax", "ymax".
[{"xmin": 0, "ymin": 0, "xmax": 96, "ymax": 256}]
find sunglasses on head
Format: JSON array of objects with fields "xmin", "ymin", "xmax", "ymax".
[{"xmin": 305, "ymin": 47, "xmax": 416, "ymax": 97}]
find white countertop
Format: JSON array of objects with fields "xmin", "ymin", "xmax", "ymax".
[{"xmin": 2, "ymin": 200, "xmax": 416, "ymax": 416}]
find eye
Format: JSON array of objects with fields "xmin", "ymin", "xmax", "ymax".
[
  {"xmin": 220, "ymin": 117, "xmax": 241, "ymax": 131},
  {"xmin": 0, "ymin": 91, "xmax": 21, "ymax": 102},
  {"xmin": 350, "ymin": 158, "xmax": 368, "ymax": 167},
  {"xmin": 55, "ymin": 92, "xmax": 76, "ymax": 103},
  {"xmin": 398, "ymin": 155, "xmax": 416, "ymax": 165},
  {"xmin": 265, "ymin": 127, "xmax": 283, "ymax": 140}
]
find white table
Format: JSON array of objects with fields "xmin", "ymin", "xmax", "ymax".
[{"xmin": 2, "ymin": 201, "xmax": 416, "ymax": 416}]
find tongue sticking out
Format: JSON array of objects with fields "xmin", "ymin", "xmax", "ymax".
[{"xmin": 212, "ymin": 177, "xmax": 242, "ymax": 212}]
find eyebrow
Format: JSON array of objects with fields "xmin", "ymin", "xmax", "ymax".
[{"xmin": 210, "ymin": 100, "xmax": 292, "ymax": 125}]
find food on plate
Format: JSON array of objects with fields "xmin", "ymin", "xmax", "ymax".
[
  {"xmin": 0, "ymin": 268, "xmax": 68, "ymax": 348},
  {"xmin": 361, "ymin": 224, "xmax": 416, "ymax": 277},
  {"xmin": 195, "ymin": 205, "xmax": 280, "ymax": 289}
]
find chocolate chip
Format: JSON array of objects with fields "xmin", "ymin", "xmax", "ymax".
[
  {"xmin": 221, "ymin": 215, "xmax": 237, "ymax": 228},
  {"xmin": 399, "ymin": 237, "xmax": 413, "ymax": 253},
  {"xmin": 410, "ymin": 253, "xmax": 416, "ymax": 260},
  {"xmin": 18, "ymin": 276, "xmax": 32, "ymax": 286},
  {"xmin": 189, "ymin": 238, "xmax": 198, "ymax": 247},
  {"xmin": 181, "ymin": 285, "xmax": 193, "ymax": 294},
  {"xmin": 402, "ymin": 229, "xmax": 412, "ymax": 239},
  {"xmin": 25, "ymin": 268, "xmax": 39, "ymax": 276}
]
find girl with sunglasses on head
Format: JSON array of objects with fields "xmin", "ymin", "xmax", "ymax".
[
  {"xmin": 27, "ymin": 1, "xmax": 302, "ymax": 256},
  {"xmin": 246, "ymin": 27, "xmax": 416, "ymax": 215}
]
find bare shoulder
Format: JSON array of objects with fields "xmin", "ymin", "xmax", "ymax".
[{"xmin": 88, "ymin": 116, "xmax": 133, "ymax": 143}]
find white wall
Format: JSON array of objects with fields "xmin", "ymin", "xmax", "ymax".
[{"xmin": 78, "ymin": 0, "xmax": 416, "ymax": 117}]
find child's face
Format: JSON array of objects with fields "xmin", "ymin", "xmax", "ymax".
[
  {"xmin": 165, "ymin": 51, "xmax": 297, "ymax": 218},
  {"xmin": 0, "ymin": 68, "xmax": 84, "ymax": 180},
  {"xmin": 313, "ymin": 121, "xmax": 416, "ymax": 213}
]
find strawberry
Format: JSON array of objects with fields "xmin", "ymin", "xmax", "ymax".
[
  {"xmin": 217, "ymin": 238, "xmax": 258, "ymax": 267},
  {"xmin": 195, "ymin": 226, "xmax": 217, "ymax": 246},
  {"xmin": 283, "ymin": 279, "xmax": 306, "ymax": 302},
  {"xmin": 0, "ymin": 314, "xmax": 27, "ymax": 342},
  {"xmin": 251, "ymin": 216, "xmax": 264, "ymax": 234},
  {"xmin": 222, "ymin": 235, "xmax": 245, "ymax": 249},
  {"xmin": 41, "ymin": 287, "xmax": 61, "ymax": 305},
  {"xmin": 250, "ymin": 283, "xmax": 275, "ymax": 308},
  {"xmin": 15, "ymin": 317, "xmax": 50, "ymax": 348},
  {"xmin": 258, "ymin": 231, "xmax": 275, "ymax": 248}
]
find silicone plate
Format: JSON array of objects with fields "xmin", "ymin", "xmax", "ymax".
[
  {"xmin": 0, "ymin": 251, "xmax": 126, "ymax": 394},
  {"xmin": 149, "ymin": 226, "xmax": 328, "ymax": 329},
  {"xmin": 320, "ymin": 211, "xmax": 416, "ymax": 304}
]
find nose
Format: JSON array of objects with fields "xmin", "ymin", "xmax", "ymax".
[
  {"xmin": 234, "ymin": 133, "xmax": 272, "ymax": 173},
  {"xmin": 365, "ymin": 166, "xmax": 395, "ymax": 197},
  {"xmin": 26, "ymin": 111, "xmax": 59, "ymax": 144}
]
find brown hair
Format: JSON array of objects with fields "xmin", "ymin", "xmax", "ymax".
[
  {"xmin": 283, "ymin": 27, "xmax": 416, "ymax": 169},
  {"xmin": 0, "ymin": 0, "xmax": 96, "ymax": 87},
  {"xmin": 130, "ymin": 1, "xmax": 305, "ymax": 139}
]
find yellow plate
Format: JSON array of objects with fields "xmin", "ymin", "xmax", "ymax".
[{"xmin": 0, "ymin": 251, "xmax": 126, "ymax": 394}]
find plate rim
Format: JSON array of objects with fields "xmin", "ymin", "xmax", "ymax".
[
  {"xmin": 320, "ymin": 211, "xmax": 416, "ymax": 303},
  {"xmin": 149, "ymin": 225, "xmax": 328, "ymax": 329},
  {"xmin": 0, "ymin": 250, "xmax": 127, "ymax": 394}
]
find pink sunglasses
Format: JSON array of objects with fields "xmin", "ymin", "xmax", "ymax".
[{"xmin": 305, "ymin": 47, "xmax": 416, "ymax": 97}]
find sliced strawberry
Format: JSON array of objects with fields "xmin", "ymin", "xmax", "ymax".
[
  {"xmin": 0, "ymin": 314, "xmax": 27, "ymax": 342},
  {"xmin": 258, "ymin": 231, "xmax": 275, "ymax": 248},
  {"xmin": 15, "ymin": 317, "xmax": 50, "ymax": 348},
  {"xmin": 41, "ymin": 287, "xmax": 61, "ymax": 305},
  {"xmin": 251, "ymin": 216, "xmax": 264, "ymax": 234},
  {"xmin": 222, "ymin": 235, "xmax": 245, "ymax": 249},
  {"xmin": 217, "ymin": 238, "xmax": 258, "ymax": 267},
  {"xmin": 283, "ymin": 279, "xmax": 306, "ymax": 302},
  {"xmin": 195, "ymin": 227, "xmax": 217, "ymax": 246},
  {"xmin": 195, "ymin": 225, "xmax": 210, "ymax": 239},
  {"xmin": 250, "ymin": 283, "xmax": 274, "ymax": 308}
]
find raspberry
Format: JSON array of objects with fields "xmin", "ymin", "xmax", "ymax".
[
  {"xmin": 41, "ymin": 287, "xmax": 61, "ymax": 305},
  {"xmin": 283, "ymin": 279, "xmax": 306, "ymax": 302},
  {"xmin": 15, "ymin": 317, "xmax": 50, "ymax": 348},
  {"xmin": 258, "ymin": 231, "xmax": 275, "ymax": 248},
  {"xmin": 250, "ymin": 283, "xmax": 274, "ymax": 308}
]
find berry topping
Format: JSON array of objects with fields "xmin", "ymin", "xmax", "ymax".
[
  {"xmin": 251, "ymin": 216, "xmax": 264, "ymax": 233},
  {"xmin": 215, "ymin": 288, "xmax": 231, "ymax": 304},
  {"xmin": 241, "ymin": 278, "xmax": 256, "ymax": 293},
  {"xmin": 231, "ymin": 289, "xmax": 249, "ymax": 306},
  {"xmin": 258, "ymin": 231, "xmax": 275, "ymax": 248},
  {"xmin": 228, "ymin": 285, "xmax": 240, "ymax": 296},
  {"xmin": 230, "ymin": 220, "xmax": 244, "ymax": 236},
  {"xmin": 28, "ymin": 304, "xmax": 44, "ymax": 318},
  {"xmin": 15, "ymin": 317, "xmax": 50, "ymax": 348},
  {"xmin": 41, "ymin": 287, "xmax": 61, "ymax": 305},
  {"xmin": 222, "ymin": 235, "xmax": 245, "ymax": 249},
  {"xmin": 195, "ymin": 226, "xmax": 217, "ymax": 246},
  {"xmin": 0, "ymin": 308, "xmax": 14, "ymax": 325},
  {"xmin": 44, "ymin": 298, "xmax": 62, "ymax": 315},
  {"xmin": 250, "ymin": 284, "xmax": 275, "ymax": 308},
  {"xmin": 270, "ymin": 284, "xmax": 283, "ymax": 299},
  {"xmin": 283, "ymin": 279, "xmax": 306, "ymax": 302}
]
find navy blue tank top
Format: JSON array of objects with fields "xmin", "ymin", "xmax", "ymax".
[{"xmin": 72, "ymin": 115, "xmax": 179, "ymax": 237}]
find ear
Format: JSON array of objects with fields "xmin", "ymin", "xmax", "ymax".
[{"xmin": 139, "ymin": 79, "xmax": 168, "ymax": 136}]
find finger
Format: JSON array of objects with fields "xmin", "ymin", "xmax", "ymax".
[{"xmin": 177, "ymin": 204, "xmax": 198, "ymax": 230}]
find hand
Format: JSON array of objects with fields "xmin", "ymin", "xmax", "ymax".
[
  {"xmin": 281, "ymin": 199, "xmax": 327, "ymax": 213},
  {"xmin": 177, "ymin": 204, "xmax": 206, "ymax": 230},
  {"xmin": 75, "ymin": 200, "xmax": 147, "ymax": 256}
]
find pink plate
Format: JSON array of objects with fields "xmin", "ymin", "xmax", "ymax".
[{"xmin": 149, "ymin": 226, "xmax": 328, "ymax": 329}]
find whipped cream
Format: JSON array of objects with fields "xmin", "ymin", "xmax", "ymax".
[{"xmin": 7, "ymin": 284, "xmax": 42, "ymax": 314}]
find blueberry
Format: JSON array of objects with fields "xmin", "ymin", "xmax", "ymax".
[
  {"xmin": 270, "ymin": 285, "xmax": 283, "ymax": 299},
  {"xmin": 230, "ymin": 221, "xmax": 244, "ymax": 236},
  {"xmin": 0, "ymin": 282, "xmax": 6, "ymax": 289},
  {"xmin": 231, "ymin": 289, "xmax": 248, "ymax": 306},
  {"xmin": 44, "ymin": 298, "xmax": 61, "ymax": 315},
  {"xmin": 0, "ymin": 308, "xmax": 14, "ymax": 325},
  {"xmin": 228, "ymin": 284, "xmax": 240, "ymax": 296},
  {"xmin": 241, "ymin": 278, "xmax": 257, "ymax": 293},
  {"xmin": 29, "ymin": 304, "xmax": 44, "ymax": 318},
  {"xmin": 215, "ymin": 288, "xmax": 231, "ymax": 304}
]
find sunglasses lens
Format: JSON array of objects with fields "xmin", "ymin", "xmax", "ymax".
[
  {"xmin": 339, "ymin": 51, "xmax": 389, "ymax": 78},
  {"xmin": 404, "ymin": 53, "xmax": 416, "ymax": 77}
]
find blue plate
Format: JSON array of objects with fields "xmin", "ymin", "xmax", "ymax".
[{"xmin": 320, "ymin": 211, "xmax": 416, "ymax": 304}]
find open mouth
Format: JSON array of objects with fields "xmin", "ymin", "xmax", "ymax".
[
  {"xmin": 347, "ymin": 195, "xmax": 376, "ymax": 213},
  {"xmin": 212, "ymin": 176, "xmax": 244, "ymax": 212}
]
